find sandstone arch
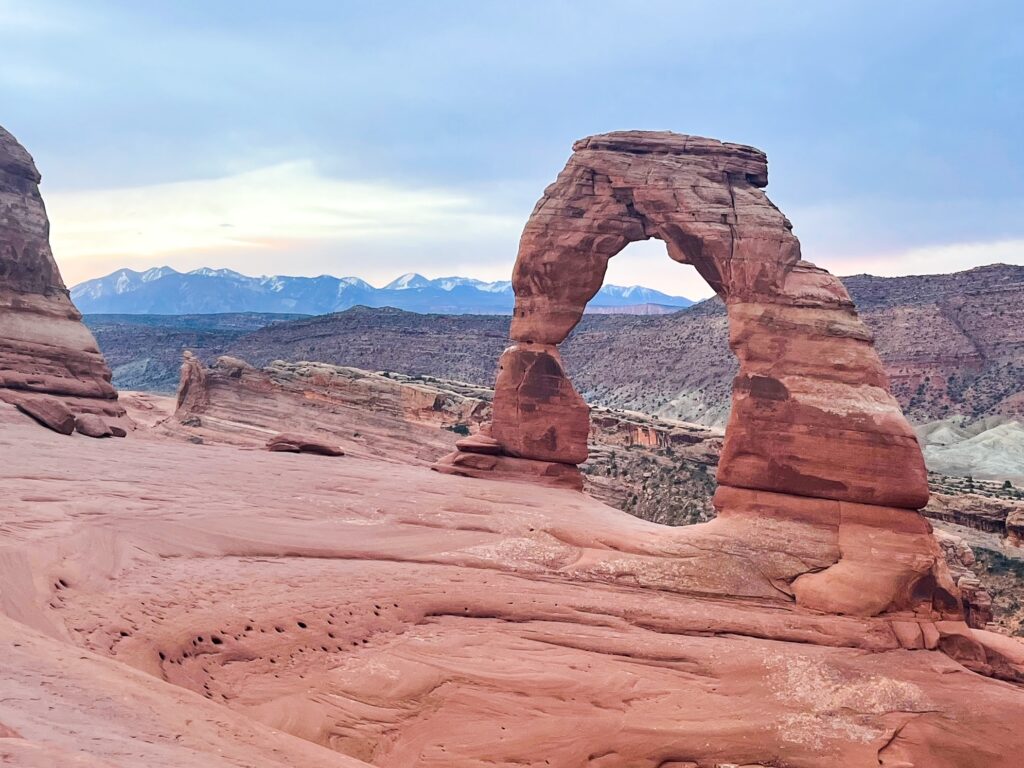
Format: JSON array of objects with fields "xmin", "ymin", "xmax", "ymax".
[
  {"xmin": 444, "ymin": 131, "xmax": 928, "ymax": 508},
  {"xmin": 437, "ymin": 131, "xmax": 943, "ymax": 616}
]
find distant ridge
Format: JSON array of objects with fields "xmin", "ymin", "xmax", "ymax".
[{"xmin": 70, "ymin": 267, "xmax": 693, "ymax": 316}]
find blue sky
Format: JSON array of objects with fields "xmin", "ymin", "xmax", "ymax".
[{"xmin": 2, "ymin": 0, "xmax": 1021, "ymax": 298}]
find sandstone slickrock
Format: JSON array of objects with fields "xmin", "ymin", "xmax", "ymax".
[
  {"xmin": 3, "ymin": 407, "xmax": 1024, "ymax": 767},
  {"xmin": 170, "ymin": 354, "xmax": 719, "ymax": 495},
  {"xmin": 0, "ymin": 125, "xmax": 124, "ymax": 426},
  {"xmin": 171, "ymin": 355, "xmax": 491, "ymax": 465},
  {"xmin": 170, "ymin": 354, "xmax": 723, "ymax": 507},
  {"xmin": 438, "ymin": 131, "xmax": 936, "ymax": 617},
  {"xmin": 7, "ymin": 127, "xmax": 1024, "ymax": 766}
]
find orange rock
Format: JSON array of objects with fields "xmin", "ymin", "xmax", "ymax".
[
  {"xmin": 489, "ymin": 344, "xmax": 590, "ymax": 464},
  {"xmin": 495, "ymin": 130, "xmax": 928, "ymax": 508},
  {"xmin": 3, "ymin": 413, "xmax": 1024, "ymax": 767},
  {"xmin": 74, "ymin": 413, "xmax": 114, "ymax": 438},
  {"xmin": 266, "ymin": 432, "xmax": 344, "ymax": 456},
  {"xmin": 443, "ymin": 129, "xmax": 938, "ymax": 621},
  {"xmin": 0, "ymin": 125, "xmax": 124, "ymax": 424},
  {"xmin": 8, "ymin": 393, "xmax": 75, "ymax": 434}
]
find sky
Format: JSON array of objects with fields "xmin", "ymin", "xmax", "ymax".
[{"xmin": 2, "ymin": 1, "xmax": 1022, "ymax": 300}]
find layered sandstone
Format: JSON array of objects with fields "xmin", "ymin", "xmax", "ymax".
[
  {"xmin": 171, "ymin": 355, "xmax": 490, "ymax": 464},
  {"xmin": 0, "ymin": 125, "xmax": 123, "ymax": 426},
  {"xmin": 437, "ymin": 131, "xmax": 936, "ymax": 618},
  {"xmin": 3, "ymin": 407, "xmax": 1024, "ymax": 767},
  {"xmin": 169, "ymin": 354, "xmax": 722, "ymax": 497},
  {"xmin": 926, "ymin": 491, "xmax": 1024, "ymax": 544}
]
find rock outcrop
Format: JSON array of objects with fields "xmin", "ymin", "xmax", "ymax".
[
  {"xmin": 266, "ymin": 432, "xmax": 345, "ymax": 456},
  {"xmin": 170, "ymin": 355, "xmax": 722, "ymax": 496},
  {"xmin": 934, "ymin": 528, "xmax": 994, "ymax": 628},
  {"xmin": 0, "ymin": 125, "xmax": 123, "ymax": 427},
  {"xmin": 3, "ymin": 403, "xmax": 1024, "ymax": 767},
  {"xmin": 925, "ymin": 491, "xmax": 1024, "ymax": 544},
  {"xmin": 171, "ymin": 355, "xmax": 492, "ymax": 465},
  {"xmin": 437, "ymin": 131, "xmax": 939, "ymax": 618}
]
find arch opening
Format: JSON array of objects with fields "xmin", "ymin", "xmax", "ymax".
[
  {"xmin": 439, "ymin": 130, "xmax": 929, "ymax": 513},
  {"xmin": 435, "ymin": 130, "xmax": 951, "ymax": 618},
  {"xmin": 599, "ymin": 238, "xmax": 712, "ymax": 309}
]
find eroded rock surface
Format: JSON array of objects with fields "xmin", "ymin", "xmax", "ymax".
[
  {"xmin": 926, "ymin": 492, "xmax": 1024, "ymax": 544},
  {"xmin": 0, "ymin": 125, "xmax": 123, "ymax": 425},
  {"xmin": 438, "ymin": 130, "xmax": 937, "ymax": 617},
  {"xmin": 169, "ymin": 355, "xmax": 721, "ymax": 498},
  {"xmin": 171, "ymin": 355, "xmax": 491, "ymax": 464},
  {"xmin": 267, "ymin": 432, "xmax": 345, "ymax": 456},
  {"xmin": 2, "ymin": 408, "xmax": 1024, "ymax": 767}
]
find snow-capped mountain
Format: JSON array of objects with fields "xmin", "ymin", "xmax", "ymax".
[
  {"xmin": 383, "ymin": 273, "xmax": 434, "ymax": 290},
  {"xmin": 71, "ymin": 267, "xmax": 693, "ymax": 316}
]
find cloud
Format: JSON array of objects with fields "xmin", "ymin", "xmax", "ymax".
[
  {"xmin": 47, "ymin": 161, "xmax": 523, "ymax": 285},
  {"xmin": 45, "ymin": 161, "xmax": 1022, "ymax": 296},
  {"xmin": 787, "ymin": 196, "xmax": 1024, "ymax": 277},
  {"xmin": 826, "ymin": 238, "xmax": 1024, "ymax": 277}
]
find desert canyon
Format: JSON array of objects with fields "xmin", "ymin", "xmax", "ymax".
[{"xmin": 3, "ymin": 123, "xmax": 1024, "ymax": 768}]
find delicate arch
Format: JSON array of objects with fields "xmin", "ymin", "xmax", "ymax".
[{"xmin": 440, "ymin": 131, "xmax": 928, "ymax": 511}]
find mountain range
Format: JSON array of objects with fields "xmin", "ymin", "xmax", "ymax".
[
  {"xmin": 83, "ymin": 264, "xmax": 1024, "ymax": 436},
  {"xmin": 70, "ymin": 267, "xmax": 693, "ymax": 315}
]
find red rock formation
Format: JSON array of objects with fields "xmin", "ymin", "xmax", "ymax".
[
  {"xmin": 2, "ymin": 407, "xmax": 1024, "ymax": 767},
  {"xmin": 489, "ymin": 343, "xmax": 590, "ymax": 465},
  {"xmin": 171, "ymin": 356, "xmax": 492, "ymax": 465},
  {"xmin": 10, "ymin": 394, "xmax": 75, "ymax": 434},
  {"xmin": 926, "ymin": 491, "xmax": 1024, "ymax": 539},
  {"xmin": 437, "ymin": 131, "xmax": 937, "ymax": 617},
  {"xmin": 935, "ymin": 529, "xmax": 995, "ymax": 628},
  {"xmin": 74, "ymin": 413, "xmax": 115, "ymax": 438},
  {"xmin": 266, "ymin": 432, "xmax": 345, "ymax": 456},
  {"xmin": 173, "ymin": 355, "xmax": 718, "ymax": 497},
  {"xmin": 0, "ymin": 125, "xmax": 123, "ymax": 427}
]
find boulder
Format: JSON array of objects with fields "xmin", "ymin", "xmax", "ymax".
[
  {"xmin": 266, "ymin": 433, "xmax": 344, "ymax": 457},
  {"xmin": 0, "ymin": 124, "xmax": 124, "ymax": 423},
  {"xmin": 11, "ymin": 394, "xmax": 75, "ymax": 434},
  {"xmin": 75, "ymin": 413, "xmax": 114, "ymax": 438}
]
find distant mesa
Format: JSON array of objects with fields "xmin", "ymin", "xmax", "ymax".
[
  {"xmin": 69, "ymin": 265, "xmax": 693, "ymax": 316},
  {"xmin": 0, "ymin": 124, "xmax": 125, "ymax": 435}
]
